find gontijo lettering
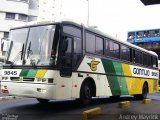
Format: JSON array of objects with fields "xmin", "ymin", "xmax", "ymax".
[
  {"xmin": 133, "ymin": 68, "xmax": 150, "ymax": 76},
  {"xmin": 133, "ymin": 67, "xmax": 158, "ymax": 77}
]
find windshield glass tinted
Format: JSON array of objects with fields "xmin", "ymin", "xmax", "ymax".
[
  {"xmin": 8, "ymin": 28, "xmax": 29, "ymax": 65},
  {"xmin": 25, "ymin": 25, "xmax": 55, "ymax": 65}
]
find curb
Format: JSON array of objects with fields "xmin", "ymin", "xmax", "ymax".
[
  {"xmin": 82, "ymin": 107, "xmax": 102, "ymax": 120},
  {"xmin": 119, "ymin": 101, "xmax": 131, "ymax": 108},
  {"xmin": 142, "ymin": 99, "xmax": 152, "ymax": 104}
]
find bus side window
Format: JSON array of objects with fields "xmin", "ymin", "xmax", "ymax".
[
  {"xmin": 121, "ymin": 45, "xmax": 130, "ymax": 62},
  {"xmin": 63, "ymin": 25, "xmax": 82, "ymax": 69},
  {"xmin": 61, "ymin": 36, "xmax": 72, "ymax": 67},
  {"xmin": 96, "ymin": 36, "xmax": 103, "ymax": 55},
  {"xmin": 108, "ymin": 41, "xmax": 120, "ymax": 59},
  {"xmin": 105, "ymin": 39, "xmax": 109, "ymax": 56},
  {"xmin": 86, "ymin": 32, "xmax": 96, "ymax": 53},
  {"xmin": 130, "ymin": 48, "xmax": 132, "ymax": 62},
  {"xmin": 73, "ymin": 37, "xmax": 82, "ymax": 67},
  {"xmin": 147, "ymin": 55, "xmax": 151, "ymax": 67},
  {"xmin": 133, "ymin": 50, "xmax": 136, "ymax": 63},
  {"xmin": 143, "ymin": 53, "xmax": 148, "ymax": 66}
]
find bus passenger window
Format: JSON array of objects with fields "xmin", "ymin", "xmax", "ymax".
[
  {"xmin": 130, "ymin": 48, "xmax": 132, "ymax": 62},
  {"xmin": 96, "ymin": 37, "xmax": 103, "ymax": 55},
  {"xmin": 109, "ymin": 41, "xmax": 120, "ymax": 59},
  {"xmin": 121, "ymin": 45, "xmax": 130, "ymax": 62},
  {"xmin": 133, "ymin": 50, "xmax": 136, "ymax": 63},
  {"xmin": 105, "ymin": 39, "xmax": 109, "ymax": 56},
  {"xmin": 147, "ymin": 55, "xmax": 151, "ymax": 67},
  {"xmin": 143, "ymin": 53, "xmax": 148, "ymax": 66},
  {"xmin": 135, "ymin": 50, "xmax": 142, "ymax": 65},
  {"xmin": 86, "ymin": 32, "xmax": 96, "ymax": 53},
  {"xmin": 61, "ymin": 36, "xmax": 72, "ymax": 67},
  {"xmin": 73, "ymin": 37, "xmax": 82, "ymax": 67}
]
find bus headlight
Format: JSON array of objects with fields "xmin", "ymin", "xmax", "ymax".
[
  {"xmin": 37, "ymin": 88, "xmax": 47, "ymax": 93},
  {"xmin": 42, "ymin": 78, "xmax": 47, "ymax": 82},
  {"xmin": 48, "ymin": 78, "xmax": 54, "ymax": 83},
  {"xmin": 37, "ymin": 78, "xmax": 42, "ymax": 82}
]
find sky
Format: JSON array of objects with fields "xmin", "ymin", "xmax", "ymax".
[{"xmin": 62, "ymin": 0, "xmax": 160, "ymax": 41}]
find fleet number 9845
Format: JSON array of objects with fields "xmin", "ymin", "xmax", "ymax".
[{"xmin": 4, "ymin": 71, "xmax": 17, "ymax": 75}]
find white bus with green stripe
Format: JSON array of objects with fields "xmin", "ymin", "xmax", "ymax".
[{"xmin": 1, "ymin": 21, "xmax": 159, "ymax": 104}]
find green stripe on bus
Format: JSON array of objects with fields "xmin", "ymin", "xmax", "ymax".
[
  {"xmin": 102, "ymin": 59, "xmax": 121, "ymax": 96},
  {"xmin": 113, "ymin": 62, "xmax": 129, "ymax": 95},
  {"xmin": 20, "ymin": 69, "xmax": 29, "ymax": 77},
  {"xmin": 27, "ymin": 70, "xmax": 37, "ymax": 77},
  {"xmin": 102, "ymin": 59, "xmax": 129, "ymax": 96}
]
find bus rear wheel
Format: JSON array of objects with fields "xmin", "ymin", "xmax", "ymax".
[
  {"xmin": 79, "ymin": 81, "xmax": 93, "ymax": 105},
  {"xmin": 134, "ymin": 83, "xmax": 148, "ymax": 100},
  {"xmin": 36, "ymin": 98, "xmax": 49, "ymax": 104}
]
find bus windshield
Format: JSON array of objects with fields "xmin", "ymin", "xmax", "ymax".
[{"xmin": 8, "ymin": 25, "xmax": 56, "ymax": 66}]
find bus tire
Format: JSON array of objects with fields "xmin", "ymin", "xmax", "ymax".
[
  {"xmin": 36, "ymin": 98, "xmax": 49, "ymax": 104},
  {"xmin": 79, "ymin": 81, "xmax": 93, "ymax": 105},
  {"xmin": 134, "ymin": 83, "xmax": 148, "ymax": 100}
]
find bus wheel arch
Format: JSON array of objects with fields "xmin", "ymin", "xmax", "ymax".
[{"xmin": 79, "ymin": 77, "xmax": 96, "ymax": 105}]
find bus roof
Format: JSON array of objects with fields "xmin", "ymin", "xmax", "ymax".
[{"xmin": 10, "ymin": 20, "xmax": 158, "ymax": 57}]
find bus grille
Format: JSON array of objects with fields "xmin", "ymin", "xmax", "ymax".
[{"xmin": 10, "ymin": 77, "xmax": 34, "ymax": 82}]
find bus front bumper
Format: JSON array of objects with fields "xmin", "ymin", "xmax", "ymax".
[{"xmin": 1, "ymin": 81, "xmax": 56, "ymax": 100}]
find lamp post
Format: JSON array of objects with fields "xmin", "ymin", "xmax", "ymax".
[{"xmin": 86, "ymin": 0, "xmax": 89, "ymax": 26}]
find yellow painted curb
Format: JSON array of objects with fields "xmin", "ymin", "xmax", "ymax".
[
  {"xmin": 119, "ymin": 101, "xmax": 131, "ymax": 108},
  {"xmin": 142, "ymin": 99, "xmax": 152, "ymax": 104},
  {"xmin": 82, "ymin": 107, "xmax": 102, "ymax": 120}
]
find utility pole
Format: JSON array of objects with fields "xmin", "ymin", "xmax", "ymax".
[{"xmin": 86, "ymin": 0, "xmax": 89, "ymax": 26}]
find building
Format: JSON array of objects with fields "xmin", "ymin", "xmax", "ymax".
[
  {"xmin": 0, "ymin": 0, "xmax": 39, "ymax": 57},
  {"xmin": 0, "ymin": 0, "xmax": 38, "ymax": 40},
  {"xmin": 37, "ymin": 0, "xmax": 62, "ymax": 21},
  {"xmin": 0, "ymin": 0, "xmax": 64, "ymax": 58},
  {"xmin": 0, "ymin": 0, "xmax": 63, "ymax": 39}
]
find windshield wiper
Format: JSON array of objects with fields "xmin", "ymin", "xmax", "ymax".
[
  {"xmin": 9, "ymin": 43, "xmax": 24, "ymax": 66},
  {"xmin": 27, "ymin": 41, "xmax": 32, "ymax": 59},
  {"xmin": 10, "ymin": 51, "xmax": 22, "ymax": 66}
]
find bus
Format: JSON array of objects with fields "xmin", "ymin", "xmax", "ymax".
[{"xmin": 1, "ymin": 21, "xmax": 159, "ymax": 105}]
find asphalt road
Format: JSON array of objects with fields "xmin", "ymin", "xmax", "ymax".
[{"xmin": 0, "ymin": 92, "xmax": 160, "ymax": 120}]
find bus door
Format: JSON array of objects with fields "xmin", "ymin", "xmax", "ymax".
[{"xmin": 60, "ymin": 36, "xmax": 73, "ymax": 77}]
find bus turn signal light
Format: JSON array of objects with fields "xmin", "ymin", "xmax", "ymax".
[
  {"xmin": 48, "ymin": 78, "xmax": 54, "ymax": 83},
  {"xmin": 1, "ymin": 86, "xmax": 9, "ymax": 94}
]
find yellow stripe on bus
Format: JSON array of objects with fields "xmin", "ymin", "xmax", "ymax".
[
  {"xmin": 35, "ymin": 70, "xmax": 47, "ymax": 78},
  {"xmin": 121, "ymin": 63, "xmax": 157, "ymax": 95},
  {"xmin": 121, "ymin": 64, "xmax": 132, "ymax": 76}
]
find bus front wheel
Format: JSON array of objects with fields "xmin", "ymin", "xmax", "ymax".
[
  {"xmin": 79, "ymin": 81, "xmax": 93, "ymax": 105},
  {"xmin": 36, "ymin": 98, "xmax": 49, "ymax": 104}
]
